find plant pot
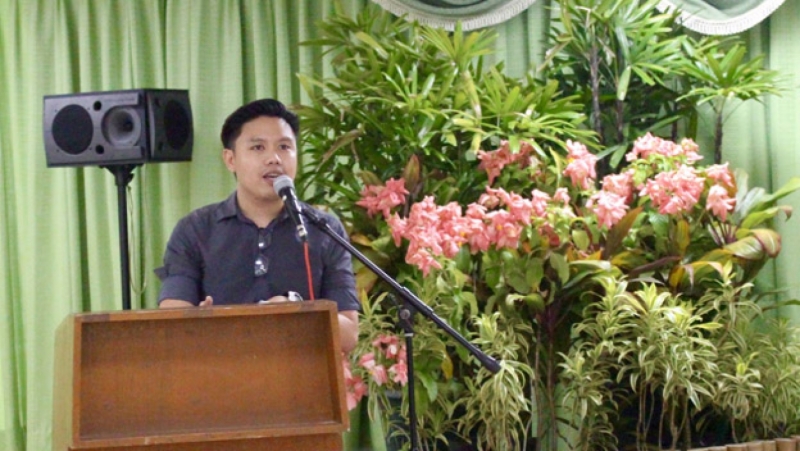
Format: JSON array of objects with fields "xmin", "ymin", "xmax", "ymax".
[
  {"xmin": 775, "ymin": 438, "xmax": 795, "ymax": 451},
  {"xmin": 746, "ymin": 441, "xmax": 765, "ymax": 451}
]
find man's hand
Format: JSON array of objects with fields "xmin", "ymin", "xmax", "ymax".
[
  {"xmin": 159, "ymin": 296, "xmax": 213, "ymax": 308},
  {"xmin": 257, "ymin": 295, "xmax": 290, "ymax": 304}
]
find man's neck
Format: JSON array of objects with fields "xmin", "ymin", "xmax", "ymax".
[{"xmin": 236, "ymin": 191, "xmax": 284, "ymax": 228}]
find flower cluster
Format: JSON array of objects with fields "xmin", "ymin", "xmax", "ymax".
[
  {"xmin": 344, "ymin": 334, "xmax": 408, "ymax": 410},
  {"xmin": 356, "ymin": 177, "xmax": 409, "ymax": 218},
  {"xmin": 580, "ymin": 135, "xmax": 736, "ymax": 228},
  {"xmin": 359, "ymin": 334, "xmax": 409, "ymax": 386},
  {"xmin": 356, "ymin": 135, "xmax": 738, "ymax": 275},
  {"xmin": 343, "ymin": 358, "xmax": 367, "ymax": 411},
  {"xmin": 563, "ymin": 139, "xmax": 598, "ymax": 190},
  {"xmin": 380, "ymin": 187, "xmax": 563, "ymax": 275},
  {"xmin": 477, "ymin": 140, "xmax": 538, "ymax": 185}
]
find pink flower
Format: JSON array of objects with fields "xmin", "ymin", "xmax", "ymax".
[
  {"xmin": 478, "ymin": 188, "xmax": 504, "ymax": 209},
  {"xmin": 553, "ymin": 188, "xmax": 570, "ymax": 205},
  {"xmin": 639, "ymin": 165, "xmax": 705, "ymax": 215},
  {"xmin": 358, "ymin": 352, "xmax": 376, "ymax": 370},
  {"xmin": 487, "ymin": 210, "xmax": 523, "ymax": 249},
  {"xmin": 679, "ymin": 138, "xmax": 703, "ymax": 164},
  {"xmin": 356, "ymin": 177, "xmax": 409, "ymax": 219},
  {"xmin": 372, "ymin": 334, "xmax": 400, "ymax": 356},
  {"xmin": 477, "ymin": 145, "xmax": 512, "ymax": 185},
  {"xmin": 437, "ymin": 202, "xmax": 470, "ymax": 258},
  {"xmin": 477, "ymin": 140, "xmax": 536, "ymax": 185},
  {"xmin": 389, "ymin": 361, "xmax": 408, "ymax": 385},
  {"xmin": 346, "ymin": 375, "xmax": 368, "ymax": 410},
  {"xmin": 530, "ymin": 189, "xmax": 551, "ymax": 218},
  {"xmin": 706, "ymin": 184, "xmax": 736, "ymax": 221},
  {"xmin": 387, "ymin": 213, "xmax": 407, "ymax": 246},
  {"xmin": 587, "ymin": 191, "xmax": 629, "ymax": 228},
  {"xmin": 601, "ymin": 170, "xmax": 634, "ymax": 203},
  {"xmin": 463, "ymin": 206, "xmax": 491, "ymax": 253},
  {"xmin": 626, "ymin": 133, "xmax": 702, "ymax": 164},
  {"xmin": 343, "ymin": 359, "xmax": 367, "ymax": 410},
  {"xmin": 563, "ymin": 140, "xmax": 597, "ymax": 190},
  {"xmin": 371, "ymin": 364, "xmax": 389, "ymax": 386},
  {"xmin": 705, "ymin": 163, "xmax": 734, "ymax": 188}
]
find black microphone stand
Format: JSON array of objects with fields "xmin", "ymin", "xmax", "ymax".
[
  {"xmin": 302, "ymin": 209, "xmax": 501, "ymax": 451},
  {"xmin": 103, "ymin": 164, "xmax": 140, "ymax": 310}
]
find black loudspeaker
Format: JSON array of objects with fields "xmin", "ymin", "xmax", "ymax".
[{"xmin": 43, "ymin": 89, "xmax": 193, "ymax": 167}]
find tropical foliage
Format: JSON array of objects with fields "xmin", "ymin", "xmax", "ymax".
[{"xmin": 295, "ymin": 2, "xmax": 798, "ymax": 450}]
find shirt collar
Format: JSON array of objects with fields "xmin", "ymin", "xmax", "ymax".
[{"xmin": 214, "ymin": 191, "xmax": 290, "ymax": 224}]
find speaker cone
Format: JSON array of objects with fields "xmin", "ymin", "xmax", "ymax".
[
  {"xmin": 102, "ymin": 107, "xmax": 142, "ymax": 147},
  {"xmin": 52, "ymin": 105, "xmax": 93, "ymax": 155}
]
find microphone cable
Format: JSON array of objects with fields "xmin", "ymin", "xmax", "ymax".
[{"xmin": 303, "ymin": 241, "xmax": 315, "ymax": 301}]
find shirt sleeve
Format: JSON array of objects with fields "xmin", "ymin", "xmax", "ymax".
[
  {"xmin": 154, "ymin": 216, "xmax": 203, "ymax": 305},
  {"xmin": 319, "ymin": 214, "xmax": 361, "ymax": 312}
]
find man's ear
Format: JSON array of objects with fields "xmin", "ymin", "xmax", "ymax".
[{"xmin": 222, "ymin": 148, "xmax": 235, "ymax": 173}]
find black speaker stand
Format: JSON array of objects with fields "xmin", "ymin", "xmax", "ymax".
[{"xmin": 102, "ymin": 164, "xmax": 140, "ymax": 310}]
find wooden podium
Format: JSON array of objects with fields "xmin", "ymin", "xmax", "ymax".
[{"xmin": 53, "ymin": 301, "xmax": 349, "ymax": 450}]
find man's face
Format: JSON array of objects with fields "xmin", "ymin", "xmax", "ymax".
[{"xmin": 223, "ymin": 115, "xmax": 298, "ymax": 203}]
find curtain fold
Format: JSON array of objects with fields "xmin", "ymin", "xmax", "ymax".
[{"xmin": 1, "ymin": 1, "xmax": 798, "ymax": 451}]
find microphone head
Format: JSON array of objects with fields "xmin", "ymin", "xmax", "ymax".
[{"xmin": 273, "ymin": 175, "xmax": 294, "ymax": 196}]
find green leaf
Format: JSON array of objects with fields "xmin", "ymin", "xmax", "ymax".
[
  {"xmin": 417, "ymin": 371, "xmax": 439, "ymax": 403},
  {"xmin": 550, "ymin": 253, "xmax": 570, "ymax": 284},
  {"xmin": 672, "ymin": 218, "xmax": 690, "ymax": 256},
  {"xmin": 750, "ymin": 228, "xmax": 782, "ymax": 258},
  {"xmin": 572, "ymin": 229, "xmax": 590, "ymax": 251},
  {"xmin": 525, "ymin": 258, "xmax": 544, "ymax": 291},
  {"xmin": 617, "ymin": 66, "xmax": 632, "ymax": 101},
  {"xmin": 353, "ymin": 31, "xmax": 388, "ymax": 59},
  {"xmin": 739, "ymin": 205, "xmax": 793, "ymax": 229},
  {"xmin": 603, "ymin": 206, "xmax": 643, "ymax": 259},
  {"xmin": 725, "ymin": 235, "xmax": 768, "ymax": 260},
  {"xmin": 506, "ymin": 268, "xmax": 530, "ymax": 294},
  {"xmin": 751, "ymin": 176, "xmax": 800, "ymax": 211}
]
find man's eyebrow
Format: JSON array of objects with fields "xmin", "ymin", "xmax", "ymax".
[{"xmin": 245, "ymin": 136, "xmax": 294, "ymax": 143}]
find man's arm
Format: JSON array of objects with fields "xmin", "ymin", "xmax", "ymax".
[{"xmin": 338, "ymin": 310, "xmax": 359, "ymax": 354}]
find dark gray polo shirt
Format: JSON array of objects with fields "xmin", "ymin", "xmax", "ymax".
[{"xmin": 155, "ymin": 192, "xmax": 360, "ymax": 311}]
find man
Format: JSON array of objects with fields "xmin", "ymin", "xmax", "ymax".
[{"xmin": 155, "ymin": 99, "xmax": 359, "ymax": 353}]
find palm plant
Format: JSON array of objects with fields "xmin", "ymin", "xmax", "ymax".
[
  {"xmin": 542, "ymin": 0, "xmax": 689, "ymax": 173},
  {"xmin": 678, "ymin": 40, "xmax": 782, "ymax": 164}
]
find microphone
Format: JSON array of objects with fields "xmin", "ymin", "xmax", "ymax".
[{"xmin": 273, "ymin": 175, "xmax": 308, "ymax": 242}]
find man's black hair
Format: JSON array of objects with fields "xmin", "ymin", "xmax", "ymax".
[{"xmin": 220, "ymin": 98, "xmax": 300, "ymax": 150}]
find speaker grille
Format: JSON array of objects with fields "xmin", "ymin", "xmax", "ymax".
[
  {"xmin": 163, "ymin": 99, "xmax": 191, "ymax": 150},
  {"xmin": 52, "ymin": 105, "xmax": 93, "ymax": 155}
]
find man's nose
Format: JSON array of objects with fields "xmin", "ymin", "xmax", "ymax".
[{"xmin": 263, "ymin": 147, "xmax": 281, "ymax": 164}]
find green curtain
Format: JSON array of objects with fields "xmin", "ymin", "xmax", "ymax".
[{"xmin": 1, "ymin": 1, "xmax": 799, "ymax": 450}]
